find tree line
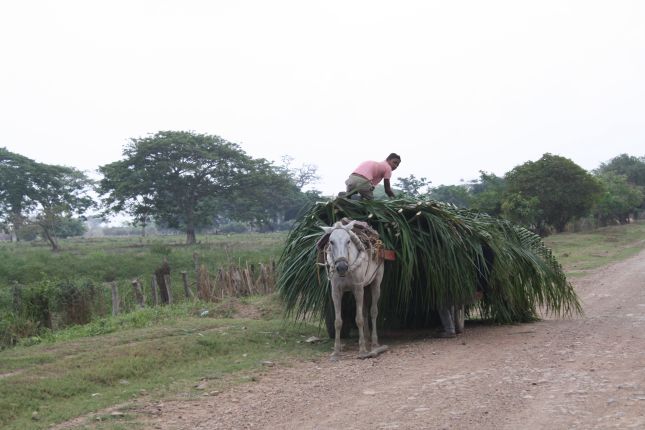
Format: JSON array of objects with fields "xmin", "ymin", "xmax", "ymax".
[
  {"xmin": 395, "ymin": 153, "xmax": 645, "ymax": 236},
  {"xmin": 1, "ymin": 131, "xmax": 321, "ymax": 249},
  {"xmin": 2, "ymin": 131, "xmax": 644, "ymax": 248}
]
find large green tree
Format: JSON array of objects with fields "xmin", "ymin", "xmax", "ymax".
[
  {"xmin": 504, "ymin": 153, "xmax": 602, "ymax": 233},
  {"xmin": 596, "ymin": 153, "xmax": 645, "ymax": 187},
  {"xmin": 395, "ymin": 174, "xmax": 432, "ymax": 198},
  {"xmin": 592, "ymin": 172, "xmax": 644, "ymax": 226},
  {"xmin": 30, "ymin": 164, "xmax": 94, "ymax": 250},
  {"xmin": 469, "ymin": 171, "xmax": 506, "ymax": 216},
  {"xmin": 0, "ymin": 148, "xmax": 93, "ymax": 248},
  {"xmin": 595, "ymin": 153, "xmax": 645, "ymax": 215},
  {"xmin": 427, "ymin": 184, "xmax": 471, "ymax": 208},
  {"xmin": 0, "ymin": 148, "xmax": 39, "ymax": 241},
  {"xmin": 99, "ymin": 131, "xmax": 296, "ymax": 243}
]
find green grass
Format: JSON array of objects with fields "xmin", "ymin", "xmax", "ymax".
[
  {"xmin": 543, "ymin": 220, "xmax": 645, "ymax": 277},
  {"xmin": 2, "ymin": 221, "xmax": 645, "ymax": 429},
  {"xmin": 0, "ymin": 232, "xmax": 287, "ymax": 286},
  {"xmin": 0, "ymin": 233, "xmax": 287, "ymax": 348},
  {"xmin": 0, "ymin": 296, "xmax": 330, "ymax": 430}
]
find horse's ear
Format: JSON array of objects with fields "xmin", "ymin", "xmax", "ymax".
[
  {"xmin": 343, "ymin": 220, "xmax": 357, "ymax": 231},
  {"xmin": 317, "ymin": 226, "xmax": 333, "ymax": 251},
  {"xmin": 316, "ymin": 232, "xmax": 331, "ymax": 250}
]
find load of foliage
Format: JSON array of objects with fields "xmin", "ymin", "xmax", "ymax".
[{"xmin": 277, "ymin": 197, "xmax": 582, "ymax": 328}]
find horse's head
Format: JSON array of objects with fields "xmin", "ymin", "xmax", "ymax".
[{"xmin": 319, "ymin": 221, "xmax": 365, "ymax": 277}]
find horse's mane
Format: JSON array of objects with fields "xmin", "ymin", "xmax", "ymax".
[{"xmin": 316, "ymin": 218, "xmax": 383, "ymax": 265}]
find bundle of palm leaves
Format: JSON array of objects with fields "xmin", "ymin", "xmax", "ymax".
[{"xmin": 277, "ymin": 197, "xmax": 582, "ymax": 329}]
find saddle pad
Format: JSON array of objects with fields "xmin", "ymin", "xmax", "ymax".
[{"xmin": 380, "ymin": 249, "xmax": 396, "ymax": 261}]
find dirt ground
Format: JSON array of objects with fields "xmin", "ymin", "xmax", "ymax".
[{"xmin": 135, "ymin": 250, "xmax": 645, "ymax": 429}]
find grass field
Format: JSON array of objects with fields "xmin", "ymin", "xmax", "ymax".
[
  {"xmin": 0, "ymin": 232, "xmax": 287, "ymax": 286},
  {"xmin": 0, "ymin": 297, "xmax": 328, "ymax": 429},
  {"xmin": 1, "ymin": 222, "xmax": 645, "ymax": 429},
  {"xmin": 543, "ymin": 220, "xmax": 645, "ymax": 277}
]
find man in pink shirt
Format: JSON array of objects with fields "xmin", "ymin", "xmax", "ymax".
[{"xmin": 345, "ymin": 153, "xmax": 401, "ymax": 200}]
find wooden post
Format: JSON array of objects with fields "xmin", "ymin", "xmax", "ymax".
[
  {"xmin": 151, "ymin": 275, "xmax": 159, "ymax": 306},
  {"xmin": 163, "ymin": 274, "xmax": 173, "ymax": 304},
  {"xmin": 244, "ymin": 263, "xmax": 254, "ymax": 295},
  {"xmin": 11, "ymin": 283, "xmax": 22, "ymax": 313},
  {"xmin": 131, "ymin": 278, "xmax": 145, "ymax": 308},
  {"xmin": 111, "ymin": 282, "xmax": 120, "ymax": 316},
  {"xmin": 192, "ymin": 252, "xmax": 200, "ymax": 292},
  {"xmin": 155, "ymin": 257, "xmax": 171, "ymax": 304},
  {"xmin": 181, "ymin": 271, "xmax": 193, "ymax": 299}
]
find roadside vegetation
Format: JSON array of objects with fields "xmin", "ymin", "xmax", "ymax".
[
  {"xmin": 2, "ymin": 137, "xmax": 645, "ymax": 428},
  {"xmin": 543, "ymin": 219, "xmax": 645, "ymax": 276},
  {"xmin": 0, "ymin": 233, "xmax": 286, "ymax": 349},
  {"xmin": 1, "ymin": 221, "xmax": 645, "ymax": 429}
]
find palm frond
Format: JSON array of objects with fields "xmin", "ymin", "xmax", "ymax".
[{"xmin": 277, "ymin": 197, "xmax": 582, "ymax": 326}]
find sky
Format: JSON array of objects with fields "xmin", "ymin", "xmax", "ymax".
[{"xmin": 1, "ymin": 1, "xmax": 644, "ymax": 196}]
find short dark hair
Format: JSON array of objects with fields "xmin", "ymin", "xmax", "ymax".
[{"xmin": 386, "ymin": 153, "xmax": 401, "ymax": 161}]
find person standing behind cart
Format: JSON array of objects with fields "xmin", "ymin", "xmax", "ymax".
[{"xmin": 344, "ymin": 153, "xmax": 401, "ymax": 200}]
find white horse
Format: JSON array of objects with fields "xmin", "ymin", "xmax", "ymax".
[{"xmin": 319, "ymin": 220, "xmax": 387, "ymax": 360}]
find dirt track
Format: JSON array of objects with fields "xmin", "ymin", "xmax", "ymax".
[{"xmin": 140, "ymin": 250, "xmax": 645, "ymax": 429}]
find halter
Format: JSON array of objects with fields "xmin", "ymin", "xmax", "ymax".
[{"xmin": 324, "ymin": 226, "xmax": 379, "ymax": 285}]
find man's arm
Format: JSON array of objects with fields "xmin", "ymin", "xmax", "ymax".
[{"xmin": 383, "ymin": 179, "xmax": 395, "ymax": 198}]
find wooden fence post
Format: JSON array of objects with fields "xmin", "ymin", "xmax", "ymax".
[
  {"xmin": 151, "ymin": 275, "xmax": 159, "ymax": 306},
  {"xmin": 193, "ymin": 252, "xmax": 200, "ymax": 292},
  {"xmin": 181, "ymin": 271, "xmax": 193, "ymax": 299},
  {"xmin": 131, "ymin": 278, "xmax": 145, "ymax": 308},
  {"xmin": 163, "ymin": 274, "xmax": 173, "ymax": 304},
  {"xmin": 111, "ymin": 282, "xmax": 120, "ymax": 316}
]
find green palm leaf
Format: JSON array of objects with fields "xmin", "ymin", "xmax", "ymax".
[{"xmin": 277, "ymin": 197, "xmax": 582, "ymax": 327}]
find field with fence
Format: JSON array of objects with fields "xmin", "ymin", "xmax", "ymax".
[
  {"xmin": 0, "ymin": 233, "xmax": 286, "ymax": 348},
  {"xmin": 2, "ymin": 222, "xmax": 645, "ymax": 428}
]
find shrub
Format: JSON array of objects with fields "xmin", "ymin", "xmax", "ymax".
[{"xmin": 0, "ymin": 313, "xmax": 40, "ymax": 349}]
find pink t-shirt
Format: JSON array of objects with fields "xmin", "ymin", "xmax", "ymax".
[{"xmin": 353, "ymin": 160, "xmax": 392, "ymax": 186}]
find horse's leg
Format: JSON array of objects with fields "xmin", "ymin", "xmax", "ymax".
[
  {"xmin": 330, "ymin": 284, "xmax": 343, "ymax": 361},
  {"xmin": 438, "ymin": 305, "xmax": 456, "ymax": 338},
  {"xmin": 362, "ymin": 287, "xmax": 371, "ymax": 349},
  {"xmin": 454, "ymin": 305, "xmax": 465, "ymax": 334},
  {"xmin": 352, "ymin": 286, "xmax": 368, "ymax": 357},
  {"xmin": 369, "ymin": 271, "xmax": 383, "ymax": 349}
]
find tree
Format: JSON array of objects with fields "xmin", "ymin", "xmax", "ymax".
[
  {"xmin": 469, "ymin": 171, "xmax": 506, "ymax": 216},
  {"xmin": 595, "ymin": 153, "xmax": 645, "ymax": 214},
  {"xmin": 595, "ymin": 153, "xmax": 645, "ymax": 186},
  {"xmin": 592, "ymin": 172, "xmax": 644, "ymax": 226},
  {"xmin": 504, "ymin": 153, "xmax": 602, "ymax": 233},
  {"xmin": 31, "ymin": 164, "xmax": 94, "ymax": 250},
  {"xmin": 99, "ymin": 131, "xmax": 292, "ymax": 244},
  {"xmin": 395, "ymin": 174, "xmax": 432, "ymax": 197},
  {"xmin": 0, "ymin": 148, "xmax": 94, "ymax": 249},
  {"xmin": 427, "ymin": 184, "xmax": 471, "ymax": 207},
  {"xmin": 219, "ymin": 158, "xmax": 323, "ymax": 230},
  {"xmin": 279, "ymin": 156, "xmax": 320, "ymax": 190},
  {"xmin": 0, "ymin": 148, "xmax": 39, "ymax": 241},
  {"xmin": 501, "ymin": 192, "xmax": 543, "ymax": 234}
]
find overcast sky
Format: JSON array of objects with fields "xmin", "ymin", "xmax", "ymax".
[{"xmin": 1, "ymin": 1, "xmax": 644, "ymax": 196}]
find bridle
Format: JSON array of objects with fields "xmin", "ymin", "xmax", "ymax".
[{"xmin": 324, "ymin": 226, "xmax": 380, "ymax": 285}]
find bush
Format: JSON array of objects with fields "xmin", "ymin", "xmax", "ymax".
[
  {"xmin": 0, "ymin": 313, "xmax": 40, "ymax": 349},
  {"xmin": 149, "ymin": 242, "xmax": 173, "ymax": 256},
  {"xmin": 52, "ymin": 281, "xmax": 102, "ymax": 326},
  {"xmin": 219, "ymin": 222, "xmax": 248, "ymax": 234}
]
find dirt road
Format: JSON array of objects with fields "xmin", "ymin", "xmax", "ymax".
[{"xmin": 141, "ymin": 250, "xmax": 645, "ymax": 429}]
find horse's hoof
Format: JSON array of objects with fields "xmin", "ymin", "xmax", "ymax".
[
  {"xmin": 372, "ymin": 345, "xmax": 388, "ymax": 355},
  {"xmin": 358, "ymin": 351, "xmax": 374, "ymax": 359}
]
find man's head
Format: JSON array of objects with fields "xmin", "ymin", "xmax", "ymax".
[{"xmin": 386, "ymin": 153, "xmax": 401, "ymax": 170}]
